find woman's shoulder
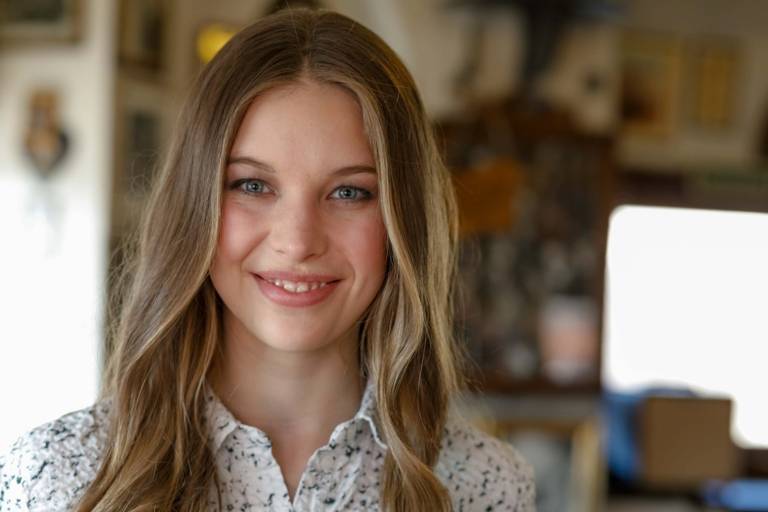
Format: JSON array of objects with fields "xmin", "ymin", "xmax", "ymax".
[
  {"xmin": 0, "ymin": 400, "xmax": 111, "ymax": 511},
  {"xmin": 437, "ymin": 413, "xmax": 536, "ymax": 511}
]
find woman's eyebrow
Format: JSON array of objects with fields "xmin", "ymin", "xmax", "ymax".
[
  {"xmin": 227, "ymin": 156, "xmax": 376, "ymax": 175},
  {"xmin": 332, "ymin": 165, "xmax": 377, "ymax": 176},
  {"xmin": 227, "ymin": 156, "xmax": 275, "ymax": 173}
]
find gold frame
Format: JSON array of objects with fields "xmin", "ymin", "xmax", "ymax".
[
  {"xmin": 620, "ymin": 31, "xmax": 683, "ymax": 139},
  {"xmin": 688, "ymin": 37, "xmax": 740, "ymax": 130},
  {"xmin": 0, "ymin": 0, "xmax": 81, "ymax": 44}
]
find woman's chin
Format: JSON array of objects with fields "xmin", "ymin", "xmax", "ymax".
[{"xmin": 248, "ymin": 326, "xmax": 349, "ymax": 354}]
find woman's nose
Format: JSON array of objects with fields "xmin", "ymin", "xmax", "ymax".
[{"xmin": 268, "ymin": 195, "xmax": 327, "ymax": 261}]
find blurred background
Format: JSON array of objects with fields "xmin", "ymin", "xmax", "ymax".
[{"xmin": 1, "ymin": 0, "xmax": 768, "ymax": 510}]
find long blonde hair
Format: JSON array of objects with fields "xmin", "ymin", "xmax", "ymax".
[{"xmin": 79, "ymin": 8, "xmax": 464, "ymax": 511}]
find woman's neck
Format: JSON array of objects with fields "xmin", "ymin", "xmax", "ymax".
[
  {"xmin": 207, "ymin": 321, "xmax": 366, "ymax": 503},
  {"xmin": 208, "ymin": 323, "xmax": 365, "ymax": 438}
]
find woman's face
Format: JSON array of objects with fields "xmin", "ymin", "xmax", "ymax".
[{"xmin": 210, "ymin": 81, "xmax": 387, "ymax": 356}]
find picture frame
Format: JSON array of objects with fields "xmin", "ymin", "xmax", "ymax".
[
  {"xmin": 118, "ymin": 0, "xmax": 167, "ymax": 74},
  {"xmin": 687, "ymin": 37, "xmax": 740, "ymax": 130},
  {"xmin": 0, "ymin": 0, "xmax": 82, "ymax": 44},
  {"xmin": 112, "ymin": 76, "xmax": 170, "ymax": 236},
  {"xmin": 468, "ymin": 411, "xmax": 604, "ymax": 512},
  {"xmin": 620, "ymin": 31, "xmax": 683, "ymax": 139}
]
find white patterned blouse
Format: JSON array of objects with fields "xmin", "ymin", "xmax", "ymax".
[{"xmin": 0, "ymin": 379, "xmax": 535, "ymax": 511}]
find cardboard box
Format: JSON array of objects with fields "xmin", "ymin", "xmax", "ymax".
[{"xmin": 639, "ymin": 396, "xmax": 740, "ymax": 489}]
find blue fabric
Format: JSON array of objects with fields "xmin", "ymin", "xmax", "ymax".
[
  {"xmin": 602, "ymin": 390, "xmax": 643, "ymax": 482},
  {"xmin": 703, "ymin": 479, "xmax": 768, "ymax": 511}
]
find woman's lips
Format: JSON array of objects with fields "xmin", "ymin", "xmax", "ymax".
[{"xmin": 253, "ymin": 273, "xmax": 340, "ymax": 307}]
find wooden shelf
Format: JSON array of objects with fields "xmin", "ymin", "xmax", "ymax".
[{"xmin": 468, "ymin": 371, "xmax": 601, "ymax": 395}]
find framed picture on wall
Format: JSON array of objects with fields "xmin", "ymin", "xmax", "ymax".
[
  {"xmin": 118, "ymin": 0, "xmax": 167, "ymax": 74},
  {"xmin": 620, "ymin": 31, "xmax": 683, "ymax": 139},
  {"xmin": 688, "ymin": 37, "xmax": 740, "ymax": 131},
  {"xmin": 112, "ymin": 77, "xmax": 170, "ymax": 236},
  {"xmin": 0, "ymin": 0, "xmax": 81, "ymax": 44}
]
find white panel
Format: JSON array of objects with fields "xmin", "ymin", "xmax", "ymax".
[
  {"xmin": 603, "ymin": 205, "xmax": 768, "ymax": 448},
  {"xmin": 0, "ymin": 0, "xmax": 115, "ymax": 451}
]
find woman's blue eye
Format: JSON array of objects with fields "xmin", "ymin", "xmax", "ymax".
[
  {"xmin": 229, "ymin": 180, "xmax": 371, "ymax": 201},
  {"xmin": 232, "ymin": 179, "xmax": 267, "ymax": 194},
  {"xmin": 331, "ymin": 186, "xmax": 372, "ymax": 201}
]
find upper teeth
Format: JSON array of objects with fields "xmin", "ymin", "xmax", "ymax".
[{"xmin": 268, "ymin": 279, "xmax": 328, "ymax": 293}]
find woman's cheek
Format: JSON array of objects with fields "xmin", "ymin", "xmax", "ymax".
[
  {"xmin": 348, "ymin": 210, "xmax": 387, "ymax": 275},
  {"xmin": 217, "ymin": 200, "xmax": 266, "ymax": 262}
]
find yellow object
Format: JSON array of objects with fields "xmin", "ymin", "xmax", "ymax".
[{"xmin": 196, "ymin": 24, "xmax": 237, "ymax": 64}]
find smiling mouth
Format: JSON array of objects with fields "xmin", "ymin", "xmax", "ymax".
[
  {"xmin": 253, "ymin": 273, "xmax": 341, "ymax": 307},
  {"xmin": 254, "ymin": 274, "xmax": 341, "ymax": 294},
  {"xmin": 264, "ymin": 278, "xmax": 329, "ymax": 293}
]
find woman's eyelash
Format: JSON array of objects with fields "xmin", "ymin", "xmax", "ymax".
[
  {"xmin": 331, "ymin": 185, "xmax": 374, "ymax": 201},
  {"xmin": 230, "ymin": 178, "xmax": 269, "ymax": 194},
  {"xmin": 228, "ymin": 180, "xmax": 374, "ymax": 201}
]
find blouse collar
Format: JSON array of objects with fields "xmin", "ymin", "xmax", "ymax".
[{"xmin": 203, "ymin": 377, "xmax": 387, "ymax": 453}]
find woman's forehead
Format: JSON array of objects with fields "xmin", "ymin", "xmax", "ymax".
[{"xmin": 229, "ymin": 81, "xmax": 375, "ymax": 172}]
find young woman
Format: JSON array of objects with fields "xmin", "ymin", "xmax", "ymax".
[{"xmin": 0, "ymin": 8, "xmax": 534, "ymax": 511}]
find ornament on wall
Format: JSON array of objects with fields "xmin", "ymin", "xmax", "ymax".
[
  {"xmin": 24, "ymin": 89, "xmax": 69, "ymax": 178},
  {"xmin": 23, "ymin": 88, "xmax": 70, "ymax": 256}
]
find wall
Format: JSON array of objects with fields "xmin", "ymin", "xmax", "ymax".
[
  {"xmin": 619, "ymin": 0, "xmax": 768, "ymax": 170},
  {"xmin": 170, "ymin": 0, "xmax": 615, "ymax": 128},
  {"xmin": 161, "ymin": 0, "xmax": 526, "ymax": 119},
  {"xmin": 0, "ymin": 0, "xmax": 115, "ymax": 450}
]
